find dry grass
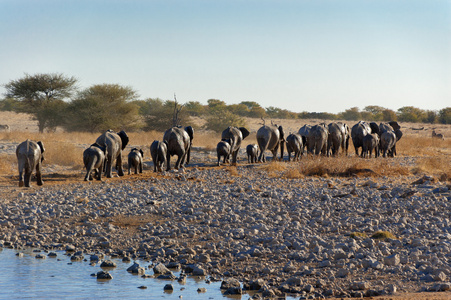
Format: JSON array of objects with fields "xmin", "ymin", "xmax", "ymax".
[{"xmin": 371, "ymin": 231, "xmax": 397, "ymax": 240}]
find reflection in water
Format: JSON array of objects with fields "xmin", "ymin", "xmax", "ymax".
[{"xmin": 0, "ymin": 247, "xmax": 226, "ymax": 299}]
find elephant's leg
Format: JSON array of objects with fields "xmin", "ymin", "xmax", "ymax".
[
  {"xmin": 117, "ymin": 154, "xmax": 124, "ymax": 176},
  {"xmin": 105, "ymin": 156, "xmax": 113, "ymax": 178},
  {"xmin": 175, "ymin": 154, "xmax": 184, "ymax": 170},
  {"xmin": 166, "ymin": 153, "xmax": 171, "ymax": 171},
  {"xmin": 24, "ymin": 172, "xmax": 31, "ymax": 187},
  {"xmin": 36, "ymin": 162, "xmax": 43, "ymax": 186},
  {"xmin": 18, "ymin": 160, "xmax": 25, "ymax": 187},
  {"xmin": 139, "ymin": 162, "xmax": 143, "ymax": 173}
]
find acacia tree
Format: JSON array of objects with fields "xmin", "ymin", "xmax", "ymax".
[
  {"xmin": 3, "ymin": 73, "xmax": 77, "ymax": 132},
  {"xmin": 65, "ymin": 84, "xmax": 139, "ymax": 132}
]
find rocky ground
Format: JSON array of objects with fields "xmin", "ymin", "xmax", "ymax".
[
  {"xmin": 1, "ymin": 156, "xmax": 451, "ymax": 299},
  {"xmin": 1, "ymin": 111, "xmax": 451, "ymax": 299}
]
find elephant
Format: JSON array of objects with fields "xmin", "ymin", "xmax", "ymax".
[
  {"xmin": 308, "ymin": 124, "xmax": 328, "ymax": 155},
  {"xmin": 286, "ymin": 133, "xmax": 303, "ymax": 161},
  {"xmin": 163, "ymin": 126, "xmax": 194, "ymax": 171},
  {"xmin": 221, "ymin": 126, "xmax": 250, "ymax": 165},
  {"xmin": 128, "ymin": 148, "xmax": 144, "ymax": 175},
  {"xmin": 362, "ymin": 133, "xmax": 379, "ymax": 158},
  {"xmin": 150, "ymin": 140, "xmax": 168, "ymax": 172},
  {"xmin": 83, "ymin": 143, "xmax": 106, "ymax": 181},
  {"xmin": 95, "ymin": 129, "xmax": 129, "ymax": 178},
  {"xmin": 380, "ymin": 131, "xmax": 397, "ymax": 157},
  {"xmin": 351, "ymin": 121, "xmax": 372, "ymax": 157},
  {"xmin": 257, "ymin": 124, "xmax": 285, "ymax": 162},
  {"xmin": 327, "ymin": 123, "xmax": 343, "ymax": 156},
  {"xmin": 16, "ymin": 140, "xmax": 45, "ymax": 187},
  {"xmin": 337, "ymin": 122, "xmax": 350, "ymax": 155},
  {"xmin": 246, "ymin": 144, "xmax": 258, "ymax": 164},
  {"xmin": 298, "ymin": 125, "xmax": 311, "ymax": 152},
  {"xmin": 379, "ymin": 122, "xmax": 394, "ymax": 135},
  {"xmin": 216, "ymin": 139, "xmax": 231, "ymax": 166}
]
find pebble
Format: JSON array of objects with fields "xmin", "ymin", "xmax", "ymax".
[{"xmin": 1, "ymin": 164, "xmax": 451, "ymax": 297}]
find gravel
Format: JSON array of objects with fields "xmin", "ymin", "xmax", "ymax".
[{"xmin": 1, "ymin": 158, "xmax": 451, "ymax": 298}]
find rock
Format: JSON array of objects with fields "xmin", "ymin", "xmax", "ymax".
[
  {"xmin": 192, "ymin": 266, "xmax": 206, "ymax": 276},
  {"xmin": 221, "ymin": 278, "xmax": 240, "ymax": 289},
  {"xmin": 197, "ymin": 287, "xmax": 207, "ymax": 293},
  {"xmin": 223, "ymin": 287, "xmax": 242, "ymax": 295},
  {"xmin": 163, "ymin": 284, "xmax": 173, "ymax": 291},
  {"xmin": 350, "ymin": 281, "xmax": 370, "ymax": 290},
  {"xmin": 127, "ymin": 262, "xmax": 145, "ymax": 275},
  {"xmin": 387, "ymin": 284, "xmax": 397, "ymax": 294},
  {"xmin": 100, "ymin": 260, "xmax": 117, "ymax": 268},
  {"xmin": 384, "ymin": 254, "xmax": 400, "ymax": 266},
  {"xmin": 153, "ymin": 262, "xmax": 171, "ymax": 275},
  {"xmin": 96, "ymin": 271, "xmax": 113, "ymax": 280}
]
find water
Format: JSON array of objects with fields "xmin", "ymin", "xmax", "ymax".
[{"xmin": 0, "ymin": 247, "xmax": 244, "ymax": 300}]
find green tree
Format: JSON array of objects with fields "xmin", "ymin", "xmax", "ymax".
[
  {"xmin": 65, "ymin": 84, "xmax": 139, "ymax": 132},
  {"xmin": 207, "ymin": 99, "xmax": 227, "ymax": 114},
  {"xmin": 339, "ymin": 107, "xmax": 361, "ymax": 121},
  {"xmin": 438, "ymin": 107, "xmax": 451, "ymax": 124},
  {"xmin": 397, "ymin": 106, "xmax": 427, "ymax": 123},
  {"xmin": 3, "ymin": 73, "xmax": 77, "ymax": 132},
  {"xmin": 381, "ymin": 109, "xmax": 397, "ymax": 121},
  {"xmin": 228, "ymin": 103, "xmax": 250, "ymax": 116},
  {"xmin": 363, "ymin": 105, "xmax": 386, "ymax": 121},
  {"xmin": 203, "ymin": 110, "xmax": 246, "ymax": 133},
  {"xmin": 139, "ymin": 98, "xmax": 188, "ymax": 131},
  {"xmin": 184, "ymin": 101, "xmax": 206, "ymax": 116}
]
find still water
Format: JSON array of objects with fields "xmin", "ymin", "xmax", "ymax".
[{"xmin": 0, "ymin": 247, "xmax": 236, "ymax": 300}]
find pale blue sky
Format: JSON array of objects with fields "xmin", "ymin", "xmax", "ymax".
[{"xmin": 1, "ymin": 0, "xmax": 450, "ymax": 113}]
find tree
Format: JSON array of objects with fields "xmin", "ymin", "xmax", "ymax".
[
  {"xmin": 65, "ymin": 84, "xmax": 139, "ymax": 132},
  {"xmin": 381, "ymin": 109, "xmax": 397, "ymax": 121},
  {"xmin": 397, "ymin": 106, "xmax": 427, "ymax": 123},
  {"xmin": 228, "ymin": 103, "xmax": 250, "ymax": 116},
  {"xmin": 203, "ymin": 110, "xmax": 246, "ymax": 133},
  {"xmin": 184, "ymin": 101, "xmax": 206, "ymax": 116},
  {"xmin": 3, "ymin": 73, "xmax": 77, "ymax": 132},
  {"xmin": 363, "ymin": 105, "xmax": 386, "ymax": 121},
  {"xmin": 339, "ymin": 107, "xmax": 361, "ymax": 121},
  {"xmin": 438, "ymin": 107, "xmax": 451, "ymax": 124}
]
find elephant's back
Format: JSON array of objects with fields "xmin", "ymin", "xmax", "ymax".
[{"xmin": 16, "ymin": 140, "xmax": 38, "ymax": 156}]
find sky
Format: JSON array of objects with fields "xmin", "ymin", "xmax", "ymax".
[{"xmin": 1, "ymin": 0, "xmax": 450, "ymax": 114}]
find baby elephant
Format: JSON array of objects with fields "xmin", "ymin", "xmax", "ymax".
[
  {"xmin": 246, "ymin": 144, "xmax": 258, "ymax": 163},
  {"xmin": 83, "ymin": 143, "xmax": 106, "ymax": 181},
  {"xmin": 362, "ymin": 133, "xmax": 379, "ymax": 158},
  {"xmin": 217, "ymin": 139, "xmax": 231, "ymax": 166},
  {"xmin": 16, "ymin": 140, "xmax": 45, "ymax": 187},
  {"xmin": 128, "ymin": 148, "xmax": 144, "ymax": 175},
  {"xmin": 150, "ymin": 140, "xmax": 167, "ymax": 172}
]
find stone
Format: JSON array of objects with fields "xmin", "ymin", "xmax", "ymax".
[
  {"xmin": 384, "ymin": 254, "xmax": 400, "ymax": 266},
  {"xmin": 96, "ymin": 271, "xmax": 113, "ymax": 280}
]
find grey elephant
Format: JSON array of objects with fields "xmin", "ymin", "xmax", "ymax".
[
  {"xmin": 298, "ymin": 124, "xmax": 311, "ymax": 152},
  {"xmin": 257, "ymin": 124, "xmax": 285, "ymax": 162},
  {"xmin": 150, "ymin": 140, "xmax": 167, "ymax": 172},
  {"xmin": 16, "ymin": 140, "xmax": 45, "ymax": 187},
  {"xmin": 362, "ymin": 133, "xmax": 379, "ymax": 158},
  {"xmin": 327, "ymin": 123, "xmax": 343, "ymax": 156},
  {"xmin": 83, "ymin": 143, "xmax": 106, "ymax": 181},
  {"xmin": 163, "ymin": 126, "xmax": 194, "ymax": 170},
  {"xmin": 308, "ymin": 124, "xmax": 328, "ymax": 155},
  {"xmin": 216, "ymin": 139, "xmax": 231, "ymax": 166},
  {"xmin": 286, "ymin": 133, "xmax": 303, "ymax": 161},
  {"xmin": 128, "ymin": 148, "xmax": 144, "ymax": 175},
  {"xmin": 221, "ymin": 126, "xmax": 250, "ymax": 165},
  {"xmin": 95, "ymin": 129, "xmax": 129, "ymax": 178},
  {"xmin": 380, "ymin": 131, "xmax": 397, "ymax": 157},
  {"xmin": 337, "ymin": 122, "xmax": 350, "ymax": 155},
  {"xmin": 351, "ymin": 121, "xmax": 372, "ymax": 157},
  {"xmin": 246, "ymin": 144, "xmax": 258, "ymax": 163}
]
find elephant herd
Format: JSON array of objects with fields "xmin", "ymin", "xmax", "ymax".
[{"xmin": 15, "ymin": 121, "xmax": 402, "ymax": 187}]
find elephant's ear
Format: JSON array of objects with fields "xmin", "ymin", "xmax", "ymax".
[
  {"xmin": 395, "ymin": 129, "xmax": 403, "ymax": 141},
  {"xmin": 389, "ymin": 121, "xmax": 401, "ymax": 131},
  {"xmin": 185, "ymin": 126, "xmax": 194, "ymax": 141},
  {"xmin": 118, "ymin": 131, "xmax": 129, "ymax": 150},
  {"xmin": 278, "ymin": 126, "xmax": 285, "ymax": 141},
  {"xmin": 369, "ymin": 122, "xmax": 380, "ymax": 135},
  {"xmin": 239, "ymin": 127, "xmax": 250, "ymax": 139},
  {"xmin": 140, "ymin": 149, "xmax": 144, "ymax": 157},
  {"xmin": 37, "ymin": 141, "xmax": 45, "ymax": 153}
]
